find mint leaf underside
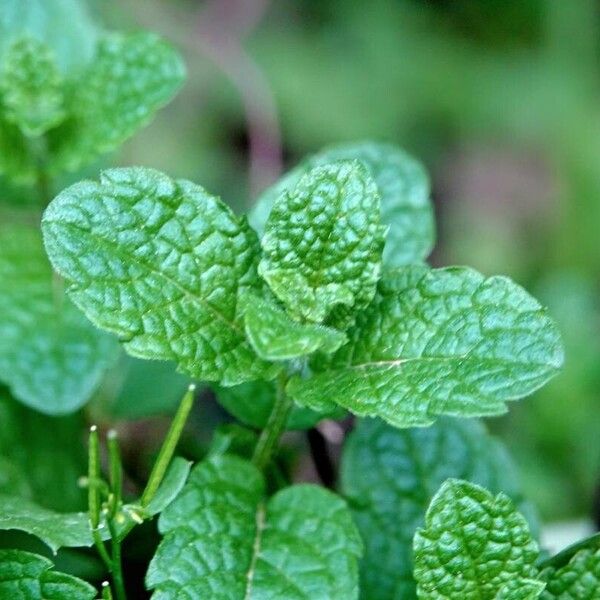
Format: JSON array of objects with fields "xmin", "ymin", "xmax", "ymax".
[
  {"xmin": 0, "ymin": 550, "xmax": 96, "ymax": 600},
  {"xmin": 215, "ymin": 379, "xmax": 336, "ymax": 431},
  {"xmin": 250, "ymin": 141, "xmax": 435, "ymax": 267},
  {"xmin": 413, "ymin": 479, "xmax": 540, "ymax": 599},
  {"xmin": 242, "ymin": 293, "xmax": 347, "ymax": 360},
  {"xmin": 541, "ymin": 547, "xmax": 600, "ymax": 599},
  {"xmin": 0, "ymin": 225, "xmax": 117, "ymax": 414},
  {"xmin": 340, "ymin": 417, "xmax": 537, "ymax": 600},
  {"xmin": 259, "ymin": 160, "xmax": 386, "ymax": 323},
  {"xmin": 288, "ymin": 266, "xmax": 564, "ymax": 428},
  {"xmin": 42, "ymin": 167, "xmax": 279, "ymax": 386},
  {"xmin": 0, "ymin": 36, "xmax": 65, "ymax": 137},
  {"xmin": 147, "ymin": 455, "xmax": 362, "ymax": 599}
]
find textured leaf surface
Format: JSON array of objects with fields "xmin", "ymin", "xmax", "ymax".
[
  {"xmin": 340, "ymin": 417, "xmax": 537, "ymax": 600},
  {"xmin": 413, "ymin": 479, "xmax": 540, "ymax": 599},
  {"xmin": 0, "ymin": 550, "xmax": 96, "ymax": 599},
  {"xmin": 289, "ymin": 266, "xmax": 563, "ymax": 427},
  {"xmin": 48, "ymin": 32, "xmax": 184, "ymax": 175},
  {"xmin": 0, "ymin": 225, "xmax": 117, "ymax": 414},
  {"xmin": 259, "ymin": 161, "xmax": 385, "ymax": 322},
  {"xmin": 243, "ymin": 293, "xmax": 347, "ymax": 360},
  {"xmin": 215, "ymin": 379, "xmax": 333, "ymax": 431},
  {"xmin": 541, "ymin": 548, "xmax": 600, "ymax": 599},
  {"xmin": 0, "ymin": 36, "xmax": 65, "ymax": 136},
  {"xmin": 147, "ymin": 455, "xmax": 362, "ymax": 599},
  {"xmin": 495, "ymin": 579, "xmax": 545, "ymax": 599},
  {"xmin": 250, "ymin": 141, "xmax": 435, "ymax": 266},
  {"xmin": 42, "ymin": 167, "xmax": 279, "ymax": 385}
]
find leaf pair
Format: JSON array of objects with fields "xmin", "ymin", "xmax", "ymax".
[
  {"xmin": 414, "ymin": 479, "xmax": 600, "ymax": 599},
  {"xmin": 0, "ymin": 29, "xmax": 184, "ymax": 184}
]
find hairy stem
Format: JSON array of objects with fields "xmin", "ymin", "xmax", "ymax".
[{"xmin": 252, "ymin": 372, "xmax": 293, "ymax": 470}]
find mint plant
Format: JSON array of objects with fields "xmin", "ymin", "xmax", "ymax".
[{"xmin": 0, "ymin": 2, "xmax": 599, "ymax": 599}]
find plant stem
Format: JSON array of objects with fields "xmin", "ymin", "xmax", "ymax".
[
  {"xmin": 141, "ymin": 384, "xmax": 196, "ymax": 507},
  {"xmin": 108, "ymin": 520, "xmax": 127, "ymax": 600},
  {"xmin": 252, "ymin": 372, "xmax": 293, "ymax": 470},
  {"xmin": 107, "ymin": 430, "xmax": 122, "ymax": 517},
  {"xmin": 539, "ymin": 531, "xmax": 600, "ymax": 569}
]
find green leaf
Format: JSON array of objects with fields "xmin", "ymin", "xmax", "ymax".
[
  {"xmin": 288, "ymin": 266, "xmax": 564, "ymax": 428},
  {"xmin": 250, "ymin": 141, "xmax": 435, "ymax": 267},
  {"xmin": 0, "ymin": 456, "xmax": 32, "ymax": 497},
  {"xmin": 47, "ymin": 32, "xmax": 185, "ymax": 176},
  {"xmin": 215, "ymin": 379, "xmax": 335, "ymax": 430},
  {"xmin": 413, "ymin": 479, "xmax": 540, "ymax": 599},
  {"xmin": 0, "ymin": 225, "xmax": 117, "ymax": 414},
  {"xmin": 0, "ymin": 36, "xmax": 65, "ymax": 136},
  {"xmin": 340, "ymin": 417, "xmax": 538, "ymax": 600},
  {"xmin": 243, "ymin": 293, "xmax": 347, "ymax": 360},
  {"xmin": 42, "ymin": 167, "xmax": 280, "ymax": 386},
  {"xmin": 0, "ymin": 550, "xmax": 96, "ymax": 599},
  {"xmin": 540, "ymin": 548, "xmax": 600, "ymax": 599},
  {"xmin": 147, "ymin": 455, "xmax": 362, "ymax": 599},
  {"xmin": 0, "ymin": 0, "xmax": 99, "ymax": 76},
  {"xmin": 0, "ymin": 495, "xmax": 92, "ymax": 553},
  {"xmin": 0, "ymin": 457, "xmax": 191, "ymax": 551},
  {"xmin": 259, "ymin": 161, "xmax": 386, "ymax": 323},
  {"xmin": 495, "ymin": 579, "xmax": 545, "ymax": 599}
]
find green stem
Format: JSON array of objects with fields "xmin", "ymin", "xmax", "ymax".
[
  {"xmin": 108, "ymin": 520, "xmax": 127, "ymax": 600},
  {"xmin": 88, "ymin": 426, "xmax": 112, "ymax": 570},
  {"xmin": 107, "ymin": 430, "xmax": 122, "ymax": 517},
  {"xmin": 101, "ymin": 581, "xmax": 114, "ymax": 600},
  {"xmin": 141, "ymin": 384, "xmax": 195, "ymax": 507},
  {"xmin": 252, "ymin": 372, "xmax": 293, "ymax": 470}
]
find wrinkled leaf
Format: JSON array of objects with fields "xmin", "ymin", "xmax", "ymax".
[
  {"xmin": 0, "ymin": 550, "xmax": 96, "ymax": 599},
  {"xmin": 0, "ymin": 225, "xmax": 117, "ymax": 414},
  {"xmin": 413, "ymin": 479, "xmax": 540, "ymax": 599},
  {"xmin": 251, "ymin": 141, "xmax": 435, "ymax": 267},
  {"xmin": 0, "ymin": 36, "xmax": 65, "ymax": 136},
  {"xmin": 243, "ymin": 293, "xmax": 347, "ymax": 360},
  {"xmin": 147, "ymin": 455, "xmax": 362, "ymax": 599},
  {"xmin": 495, "ymin": 579, "xmax": 545, "ymax": 599},
  {"xmin": 541, "ymin": 547, "xmax": 600, "ymax": 599},
  {"xmin": 259, "ymin": 161, "xmax": 385, "ymax": 323},
  {"xmin": 340, "ymin": 417, "xmax": 537, "ymax": 600},
  {"xmin": 289, "ymin": 266, "xmax": 563, "ymax": 428},
  {"xmin": 42, "ymin": 167, "xmax": 279, "ymax": 385}
]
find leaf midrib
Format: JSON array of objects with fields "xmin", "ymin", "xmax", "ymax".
[{"xmin": 244, "ymin": 501, "xmax": 266, "ymax": 600}]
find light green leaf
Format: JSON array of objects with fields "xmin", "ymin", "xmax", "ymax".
[
  {"xmin": 340, "ymin": 417, "xmax": 538, "ymax": 600},
  {"xmin": 0, "ymin": 36, "xmax": 65, "ymax": 136},
  {"xmin": 42, "ymin": 167, "xmax": 279, "ymax": 386},
  {"xmin": 0, "ymin": 225, "xmax": 117, "ymax": 414},
  {"xmin": 243, "ymin": 293, "xmax": 347, "ymax": 360},
  {"xmin": 145, "ymin": 457, "xmax": 192, "ymax": 516},
  {"xmin": 215, "ymin": 379, "xmax": 336, "ymax": 431},
  {"xmin": 0, "ymin": 550, "xmax": 96, "ymax": 600},
  {"xmin": 259, "ymin": 161, "xmax": 386, "ymax": 323},
  {"xmin": 495, "ymin": 580, "xmax": 545, "ymax": 599},
  {"xmin": 47, "ymin": 32, "xmax": 185, "ymax": 176},
  {"xmin": 147, "ymin": 455, "xmax": 362, "ymax": 599},
  {"xmin": 413, "ymin": 479, "xmax": 540, "ymax": 599},
  {"xmin": 0, "ymin": 0, "xmax": 99, "ymax": 76},
  {"xmin": 540, "ymin": 547, "xmax": 600, "ymax": 599},
  {"xmin": 288, "ymin": 266, "xmax": 564, "ymax": 428},
  {"xmin": 250, "ymin": 141, "xmax": 435, "ymax": 267}
]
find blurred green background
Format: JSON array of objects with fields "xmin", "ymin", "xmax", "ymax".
[
  {"xmin": 4, "ymin": 0, "xmax": 600, "ymax": 526},
  {"xmin": 105, "ymin": 0, "xmax": 600, "ymax": 523}
]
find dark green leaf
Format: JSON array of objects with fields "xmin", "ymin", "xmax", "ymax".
[
  {"xmin": 340, "ymin": 417, "xmax": 538, "ymax": 600},
  {"xmin": 42, "ymin": 167, "xmax": 280, "ymax": 385},
  {"xmin": 289, "ymin": 266, "xmax": 563, "ymax": 428},
  {"xmin": 0, "ymin": 225, "xmax": 117, "ymax": 414},
  {"xmin": 259, "ymin": 161, "xmax": 386, "ymax": 323},
  {"xmin": 147, "ymin": 455, "xmax": 362, "ymax": 598},
  {"xmin": 0, "ymin": 550, "xmax": 96, "ymax": 599}
]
